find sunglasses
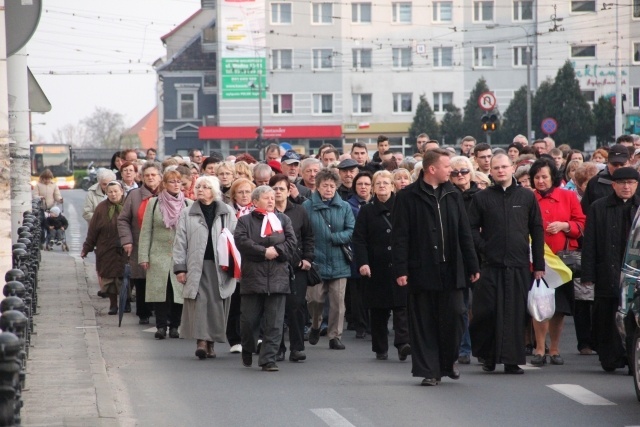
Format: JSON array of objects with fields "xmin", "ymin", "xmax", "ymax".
[{"xmin": 450, "ymin": 169, "xmax": 470, "ymax": 177}]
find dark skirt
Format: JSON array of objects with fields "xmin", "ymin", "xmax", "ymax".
[{"xmin": 554, "ymin": 280, "xmax": 575, "ymax": 316}]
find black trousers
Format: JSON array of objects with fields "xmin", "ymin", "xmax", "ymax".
[
  {"xmin": 408, "ymin": 290, "xmax": 465, "ymax": 379},
  {"xmin": 131, "ymin": 278, "xmax": 152, "ymax": 319},
  {"xmin": 226, "ymin": 284, "xmax": 242, "ymax": 346},
  {"xmin": 241, "ymin": 294, "xmax": 286, "ymax": 366},
  {"xmin": 280, "ymin": 272, "xmax": 308, "ymax": 352},
  {"xmin": 574, "ymin": 299, "xmax": 595, "ymax": 351},
  {"xmin": 592, "ymin": 297, "xmax": 626, "ymax": 369},
  {"xmin": 350, "ymin": 278, "xmax": 369, "ymax": 333},
  {"xmin": 370, "ymin": 307, "xmax": 409, "ymax": 354},
  {"xmin": 155, "ymin": 275, "xmax": 183, "ymax": 330}
]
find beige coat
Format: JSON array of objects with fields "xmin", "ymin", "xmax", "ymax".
[
  {"xmin": 138, "ymin": 196, "xmax": 192, "ymax": 303},
  {"xmin": 33, "ymin": 182, "xmax": 62, "ymax": 210},
  {"xmin": 82, "ymin": 183, "xmax": 106, "ymax": 223}
]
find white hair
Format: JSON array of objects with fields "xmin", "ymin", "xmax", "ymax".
[
  {"xmin": 195, "ymin": 175, "xmax": 222, "ymax": 201},
  {"xmin": 449, "ymin": 156, "xmax": 476, "ymax": 180},
  {"xmin": 97, "ymin": 168, "xmax": 116, "ymax": 182}
]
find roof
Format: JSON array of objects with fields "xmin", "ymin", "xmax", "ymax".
[
  {"xmin": 161, "ymin": 9, "xmax": 203, "ymax": 42},
  {"xmin": 28, "ymin": 67, "xmax": 51, "ymax": 113},
  {"xmin": 156, "ymin": 33, "xmax": 216, "ymax": 72},
  {"xmin": 123, "ymin": 107, "xmax": 158, "ymax": 150}
]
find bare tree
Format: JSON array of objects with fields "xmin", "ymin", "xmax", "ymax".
[
  {"xmin": 81, "ymin": 107, "xmax": 126, "ymax": 149},
  {"xmin": 51, "ymin": 123, "xmax": 88, "ymax": 147}
]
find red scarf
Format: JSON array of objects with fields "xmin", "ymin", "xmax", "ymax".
[{"xmin": 254, "ymin": 208, "xmax": 283, "ymax": 237}]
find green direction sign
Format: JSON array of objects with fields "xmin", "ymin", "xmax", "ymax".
[{"xmin": 221, "ymin": 58, "xmax": 267, "ymax": 100}]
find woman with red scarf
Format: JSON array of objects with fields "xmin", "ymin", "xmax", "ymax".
[
  {"xmin": 234, "ymin": 185, "xmax": 297, "ymax": 371},
  {"xmin": 138, "ymin": 170, "xmax": 192, "ymax": 340}
]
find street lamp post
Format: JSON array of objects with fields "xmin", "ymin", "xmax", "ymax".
[
  {"xmin": 249, "ymin": 69, "xmax": 265, "ymax": 153},
  {"xmin": 487, "ymin": 24, "xmax": 533, "ymax": 142}
]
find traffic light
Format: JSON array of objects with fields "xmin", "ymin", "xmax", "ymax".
[
  {"xmin": 481, "ymin": 114, "xmax": 499, "ymax": 132},
  {"xmin": 481, "ymin": 115, "xmax": 489, "ymax": 132}
]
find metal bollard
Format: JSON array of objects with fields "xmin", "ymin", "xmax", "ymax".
[
  {"xmin": 0, "ymin": 311, "xmax": 28, "ymax": 389},
  {"xmin": 0, "ymin": 299, "xmax": 28, "ymax": 353},
  {"xmin": 0, "ymin": 332, "xmax": 22, "ymax": 427},
  {"xmin": 2, "ymin": 280, "xmax": 31, "ymax": 338}
]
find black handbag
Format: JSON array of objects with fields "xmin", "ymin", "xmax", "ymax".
[
  {"xmin": 318, "ymin": 211, "xmax": 354, "ymax": 264},
  {"xmin": 556, "ymin": 226, "xmax": 582, "ymax": 277},
  {"xmin": 307, "ymin": 263, "xmax": 322, "ymax": 286}
]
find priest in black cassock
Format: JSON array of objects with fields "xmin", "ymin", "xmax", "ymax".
[{"xmin": 392, "ymin": 148, "xmax": 480, "ymax": 386}]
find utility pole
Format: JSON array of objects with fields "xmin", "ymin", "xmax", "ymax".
[
  {"xmin": 0, "ymin": 0, "xmax": 12, "ymax": 273},
  {"xmin": 614, "ymin": 3, "xmax": 622, "ymax": 137}
]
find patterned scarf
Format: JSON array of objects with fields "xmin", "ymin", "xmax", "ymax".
[
  {"xmin": 253, "ymin": 208, "xmax": 283, "ymax": 237},
  {"xmin": 157, "ymin": 190, "xmax": 185, "ymax": 229},
  {"xmin": 107, "ymin": 198, "xmax": 124, "ymax": 220},
  {"xmin": 235, "ymin": 202, "xmax": 254, "ymax": 218}
]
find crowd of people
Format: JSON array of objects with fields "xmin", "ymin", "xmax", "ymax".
[{"xmin": 75, "ymin": 133, "xmax": 640, "ymax": 384}]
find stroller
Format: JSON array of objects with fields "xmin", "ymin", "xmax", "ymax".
[{"xmin": 44, "ymin": 203, "xmax": 69, "ymax": 252}]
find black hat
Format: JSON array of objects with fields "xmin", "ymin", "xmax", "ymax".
[
  {"xmin": 336, "ymin": 159, "xmax": 359, "ymax": 170},
  {"xmin": 281, "ymin": 150, "xmax": 301, "ymax": 164},
  {"xmin": 611, "ymin": 167, "xmax": 640, "ymax": 182},
  {"xmin": 608, "ymin": 144, "xmax": 630, "ymax": 163}
]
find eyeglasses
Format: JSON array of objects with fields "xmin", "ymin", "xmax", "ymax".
[
  {"xmin": 195, "ymin": 185, "xmax": 212, "ymax": 190},
  {"xmin": 610, "ymin": 162, "xmax": 626, "ymax": 167},
  {"xmin": 356, "ymin": 182, "xmax": 372, "ymax": 187},
  {"xmin": 615, "ymin": 180, "xmax": 637, "ymax": 186},
  {"xmin": 450, "ymin": 169, "xmax": 470, "ymax": 177},
  {"xmin": 272, "ymin": 186, "xmax": 288, "ymax": 192},
  {"xmin": 166, "ymin": 180, "xmax": 181, "ymax": 185}
]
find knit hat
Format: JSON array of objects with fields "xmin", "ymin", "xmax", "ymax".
[{"xmin": 50, "ymin": 207, "xmax": 61, "ymax": 216}]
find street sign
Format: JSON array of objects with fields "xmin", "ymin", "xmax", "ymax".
[
  {"xmin": 478, "ymin": 92, "xmax": 497, "ymax": 111},
  {"xmin": 541, "ymin": 117, "xmax": 558, "ymax": 135}
]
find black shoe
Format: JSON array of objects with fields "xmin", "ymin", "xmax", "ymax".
[
  {"xmin": 319, "ymin": 325, "xmax": 328, "ymax": 336},
  {"xmin": 458, "ymin": 354, "xmax": 471, "ymax": 364},
  {"xmin": 155, "ymin": 328, "xmax": 166, "ymax": 340},
  {"xmin": 276, "ymin": 349, "xmax": 285, "ymax": 362},
  {"xmin": 242, "ymin": 351, "xmax": 252, "ymax": 367},
  {"xmin": 168, "ymin": 327, "xmax": 179, "ymax": 339},
  {"xmin": 421, "ymin": 378, "xmax": 440, "ymax": 386},
  {"xmin": 139, "ymin": 317, "xmax": 150, "ymax": 325},
  {"xmin": 308, "ymin": 328, "xmax": 320, "ymax": 345},
  {"xmin": 289, "ymin": 350, "xmax": 306, "ymax": 362},
  {"xmin": 97, "ymin": 290, "xmax": 108, "ymax": 298},
  {"xmin": 398, "ymin": 344, "xmax": 411, "ymax": 361},
  {"xmin": 443, "ymin": 368, "xmax": 460, "ymax": 380},
  {"xmin": 549, "ymin": 354, "xmax": 564, "ymax": 365},
  {"xmin": 376, "ymin": 352, "xmax": 388, "ymax": 360},
  {"xmin": 482, "ymin": 359, "xmax": 496, "ymax": 372},
  {"xmin": 530, "ymin": 354, "xmax": 546, "ymax": 366},
  {"xmin": 525, "ymin": 344, "xmax": 534, "ymax": 356},
  {"xmin": 355, "ymin": 330, "xmax": 366, "ymax": 339},
  {"xmin": 329, "ymin": 338, "xmax": 345, "ymax": 350},
  {"xmin": 108, "ymin": 307, "xmax": 117, "ymax": 315},
  {"xmin": 124, "ymin": 301, "xmax": 131, "ymax": 313},
  {"xmin": 261, "ymin": 362, "xmax": 279, "ymax": 372},
  {"xmin": 504, "ymin": 364, "xmax": 524, "ymax": 374}
]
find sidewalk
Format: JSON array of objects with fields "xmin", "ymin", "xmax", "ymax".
[{"xmin": 22, "ymin": 251, "xmax": 118, "ymax": 427}]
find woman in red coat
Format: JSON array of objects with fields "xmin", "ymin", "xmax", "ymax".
[{"xmin": 529, "ymin": 157, "xmax": 586, "ymax": 366}]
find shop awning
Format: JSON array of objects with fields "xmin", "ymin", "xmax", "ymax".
[{"xmin": 199, "ymin": 125, "xmax": 342, "ymax": 140}]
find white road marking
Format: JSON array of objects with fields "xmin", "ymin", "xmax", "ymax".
[
  {"xmin": 311, "ymin": 408, "xmax": 357, "ymax": 427},
  {"xmin": 547, "ymin": 384, "xmax": 616, "ymax": 405},
  {"xmin": 66, "ymin": 203, "xmax": 82, "ymax": 254}
]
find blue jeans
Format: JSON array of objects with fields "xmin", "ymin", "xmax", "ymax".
[
  {"xmin": 46, "ymin": 228, "xmax": 64, "ymax": 244},
  {"xmin": 459, "ymin": 288, "xmax": 471, "ymax": 356}
]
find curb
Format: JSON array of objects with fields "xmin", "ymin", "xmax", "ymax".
[{"xmin": 73, "ymin": 256, "xmax": 119, "ymax": 426}]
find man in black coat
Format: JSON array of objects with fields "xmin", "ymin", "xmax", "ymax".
[
  {"xmin": 581, "ymin": 143, "xmax": 630, "ymax": 213},
  {"xmin": 392, "ymin": 149, "xmax": 480, "ymax": 386},
  {"xmin": 581, "ymin": 167, "xmax": 640, "ymax": 372},
  {"xmin": 468, "ymin": 153, "xmax": 545, "ymax": 375}
]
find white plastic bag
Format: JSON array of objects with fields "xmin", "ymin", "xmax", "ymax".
[{"xmin": 527, "ymin": 278, "xmax": 555, "ymax": 322}]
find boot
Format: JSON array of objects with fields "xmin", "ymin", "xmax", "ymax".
[
  {"xmin": 206, "ymin": 341, "xmax": 216, "ymax": 359},
  {"xmin": 195, "ymin": 340, "xmax": 207, "ymax": 360},
  {"xmin": 108, "ymin": 294, "xmax": 117, "ymax": 315}
]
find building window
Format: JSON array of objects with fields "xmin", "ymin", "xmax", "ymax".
[
  {"xmin": 633, "ymin": 87, "xmax": 640, "ymax": 108},
  {"xmin": 203, "ymin": 72, "xmax": 217, "ymax": 91},
  {"xmin": 635, "ymin": 0, "xmax": 640, "ymax": 18},
  {"xmin": 571, "ymin": 1, "xmax": 596, "ymax": 12},
  {"xmin": 272, "ymin": 49, "xmax": 293, "ymax": 70},
  {"xmin": 433, "ymin": 92, "xmax": 453, "ymax": 112},
  {"xmin": 312, "ymin": 49, "xmax": 333, "ymax": 70},
  {"xmin": 393, "ymin": 93, "xmax": 412, "ymax": 113},
  {"xmin": 513, "ymin": 1, "xmax": 533, "ymax": 21},
  {"xmin": 392, "ymin": 2, "xmax": 412, "ymax": 23},
  {"xmin": 273, "ymin": 94, "xmax": 293, "ymax": 114},
  {"xmin": 178, "ymin": 92, "xmax": 197, "ymax": 119},
  {"xmin": 271, "ymin": 2, "xmax": 292, "ymax": 24},
  {"xmin": 352, "ymin": 94, "xmax": 372, "ymax": 114},
  {"xmin": 473, "ymin": 1, "xmax": 494, "ymax": 22},
  {"xmin": 392, "ymin": 47, "xmax": 412, "ymax": 68},
  {"xmin": 513, "ymin": 46, "xmax": 532, "ymax": 66},
  {"xmin": 313, "ymin": 94, "xmax": 333, "ymax": 114},
  {"xmin": 312, "ymin": 3, "xmax": 333, "ymax": 24},
  {"xmin": 352, "ymin": 48, "xmax": 372, "ymax": 69},
  {"xmin": 634, "ymin": 42, "xmax": 640, "ymax": 63},
  {"xmin": 581, "ymin": 90, "xmax": 596, "ymax": 103},
  {"xmin": 473, "ymin": 46, "xmax": 494, "ymax": 67},
  {"xmin": 571, "ymin": 45, "xmax": 596, "ymax": 58},
  {"xmin": 352, "ymin": 3, "xmax": 372, "ymax": 23},
  {"xmin": 433, "ymin": 1, "xmax": 453, "ymax": 22},
  {"xmin": 433, "ymin": 47, "xmax": 453, "ymax": 68}
]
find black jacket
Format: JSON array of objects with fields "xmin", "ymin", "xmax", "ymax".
[
  {"xmin": 45, "ymin": 215, "xmax": 68, "ymax": 230},
  {"xmin": 280, "ymin": 200, "xmax": 314, "ymax": 271},
  {"xmin": 581, "ymin": 168, "xmax": 614, "ymax": 214},
  {"xmin": 338, "ymin": 184, "xmax": 353, "ymax": 201},
  {"xmin": 582, "ymin": 193, "xmax": 640, "ymax": 299},
  {"xmin": 290, "ymin": 183, "xmax": 311, "ymax": 205},
  {"xmin": 234, "ymin": 211, "xmax": 297, "ymax": 295},
  {"xmin": 392, "ymin": 176, "xmax": 479, "ymax": 293},
  {"xmin": 468, "ymin": 178, "xmax": 545, "ymax": 270},
  {"xmin": 454, "ymin": 182, "xmax": 481, "ymax": 212},
  {"xmin": 353, "ymin": 194, "xmax": 407, "ymax": 308}
]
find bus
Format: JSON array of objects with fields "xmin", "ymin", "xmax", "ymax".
[{"xmin": 30, "ymin": 144, "xmax": 75, "ymax": 189}]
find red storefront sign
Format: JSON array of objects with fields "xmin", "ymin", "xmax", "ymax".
[{"xmin": 199, "ymin": 125, "xmax": 343, "ymax": 140}]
